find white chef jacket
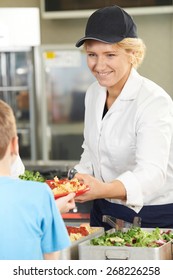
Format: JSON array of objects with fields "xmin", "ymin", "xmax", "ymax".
[{"xmin": 75, "ymin": 68, "xmax": 173, "ymax": 213}]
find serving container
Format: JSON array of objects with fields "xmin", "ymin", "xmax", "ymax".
[
  {"xmin": 78, "ymin": 228, "xmax": 173, "ymax": 260},
  {"xmin": 60, "ymin": 225, "xmax": 104, "ymax": 260}
]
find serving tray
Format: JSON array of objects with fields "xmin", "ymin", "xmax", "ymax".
[
  {"xmin": 60, "ymin": 225, "xmax": 104, "ymax": 260},
  {"xmin": 78, "ymin": 228, "xmax": 173, "ymax": 260}
]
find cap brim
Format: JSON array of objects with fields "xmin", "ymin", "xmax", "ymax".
[
  {"xmin": 75, "ymin": 35, "xmax": 127, "ymax": 47},
  {"xmin": 75, "ymin": 36, "xmax": 115, "ymax": 47}
]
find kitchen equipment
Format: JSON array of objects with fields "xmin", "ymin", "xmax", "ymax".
[
  {"xmin": 40, "ymin": 45, "xmax": 95, "ymax": 161},
  {"xmin": 0, "ymin": 8, "xmax": 40, "ymax": 160},
  {"xmin": 102, "ymin": 215, "xmax": 142, "ymax": 231},
  {"xmin": 78, "ymin": 228, "xmax": 173, "ymax": 260}
]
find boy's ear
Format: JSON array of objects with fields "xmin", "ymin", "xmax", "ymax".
[{"xmin": 11, "ymin": 136, "xmax": 19, "ymax": 156}]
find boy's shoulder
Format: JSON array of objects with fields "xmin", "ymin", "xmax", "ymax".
[
  {"xmin": 0, "ymin": 177, "xmax": 51, "ymax": 199},
  {"xmin": 18, "ymin": 178, "xmax": 50, "ymax": 194}
]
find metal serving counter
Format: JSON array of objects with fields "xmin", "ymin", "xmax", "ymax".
[{"xmin": 79, "ymin": 228, "xmax": 173, "ymax": 260}]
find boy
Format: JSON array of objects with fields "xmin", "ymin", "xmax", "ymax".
[{"xmin": 0, "ymin": 100, "xmax": 71, "ymax": 260}]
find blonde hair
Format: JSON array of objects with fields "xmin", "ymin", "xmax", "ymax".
[
  {"xmin": 84, "ymin": 37, "xmax": 146, "ymax": 69},
  {"xmin": 0, "ymin": 100, "xmax": 16, "ymax": 159},
  {"xmin": 116, "ymin": 38, "xmax": 146, "ymax": 68}
]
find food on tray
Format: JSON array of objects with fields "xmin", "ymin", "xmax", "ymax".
[
  {"xmin": 66, "ymin": 224, "xmax": 99, "ymax": 242},
  {"xmin": 90, "ymin": 227, "xmax": 173, "ymax": 247},
  {"xmin": 46, "ymin": 176, "xmax": 89, "ymax": 197},
  {"xmin": 19, "ymin": 171, "xmax": 89, "ymax": 198}
]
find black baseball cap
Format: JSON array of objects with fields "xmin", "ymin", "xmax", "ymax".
[{"xmin": 75, "ymin": 5, "xmax": 137, "ymax": 47}]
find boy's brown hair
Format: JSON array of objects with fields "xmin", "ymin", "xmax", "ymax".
[{"xmin": 0, "ymin": 100, "xmax": 16, "ymax": 159}]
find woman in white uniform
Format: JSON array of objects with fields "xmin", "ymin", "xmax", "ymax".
[{"xmin": 72, "ymin": 5, "xmax": 173, "ymax": 229}]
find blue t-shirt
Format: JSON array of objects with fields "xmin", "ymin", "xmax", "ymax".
[{"xmin": 0, "ymin": 177, "xmax": 71, "ymax": 260}]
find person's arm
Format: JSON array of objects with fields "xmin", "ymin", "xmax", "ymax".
[
  {"xmin": 43, "ymin": 251, "xmax": 60, "ymax": 260},
  {"xmin": 55, "ymin": 192, "xmax": 76, "ymax": 213},
  {"xmin": 74, "ymin": 173, "xmax": 126, "ymax": 203},
  {"xmin": 41, "ymin": 187, "xmax": 71, "ymax": 257},
  {"xmin": 75, "ymin": 94, "xmax": 173, "ymax": 212}
]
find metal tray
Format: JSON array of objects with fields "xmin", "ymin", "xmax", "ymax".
[
  {"xmin": 78, "ymin": 228, "xmax": 173, "ymax": 260},
  {"xmin": 60, "ymin": 225, "xmax": 104, "ymax": 260}
]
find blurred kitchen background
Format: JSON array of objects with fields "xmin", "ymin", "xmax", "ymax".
[{"xmin": 0, "ymin": 0, "xmax": 173, "ymax": 220}]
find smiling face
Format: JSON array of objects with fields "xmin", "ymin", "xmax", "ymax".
[{"xmin": 85, "ymin": 40, "xmax": 132, "ymax": 96}]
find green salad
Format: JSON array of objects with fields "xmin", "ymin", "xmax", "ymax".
[
  {"xmin": 90, "ymin": 227, "xmax": 173, "ymax": 248},
  {"xmin": 19, "ymin": 170, "xmax": 45, "ymax": 182}
]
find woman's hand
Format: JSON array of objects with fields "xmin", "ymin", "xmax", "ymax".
[
  {"xmin": 74, "ymin": 173, "xmax": 126, "ymax": 203},
  {"xmin": 74, "ymin": 173, "xmax": 106, "ymax": 202},
  {"xmin": 55, "ymin": 192, "xmax": 76, "ymax": 213}
]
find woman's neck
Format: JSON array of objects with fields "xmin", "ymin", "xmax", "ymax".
[
  {"xmin": 106, "ymin": 93, "xmax": 117, "ymax": 109},
  {"xmin": 106, "ymin": 66, "xmax": 132, "ymax": 105}
]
